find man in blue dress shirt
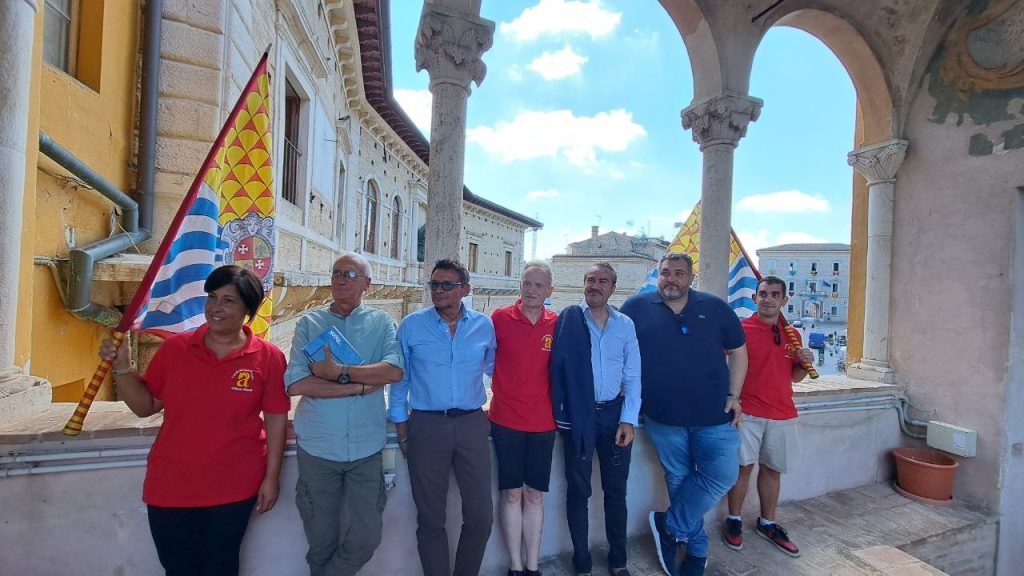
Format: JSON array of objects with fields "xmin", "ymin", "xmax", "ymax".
[
  {"xmin": 388, "ymin": 258, "xmax": 497, "ymax": 576},
  {"xmin": 550, "ymin": 262, "xmax": 642, "ymax": 576}
]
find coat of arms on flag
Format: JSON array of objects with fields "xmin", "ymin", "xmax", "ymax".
[
  {"xmin": 637, "ymin": 201, "xmax": 758, "ymax": 318},
  {"xmin": 63, "ymin": 52, "xmax": 276, "ymax": 435}
]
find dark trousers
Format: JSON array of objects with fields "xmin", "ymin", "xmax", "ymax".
[
  {"xmin": 562, "ymin": 401, "xmax": 632, "ymax": 573},
  {"xmin": 147, "ymin": 496, "xmax": 256, "ymax": 576},
  {"xmin": 407, "ymin": 409, "xmax": 493, "ymax": 576},
  {"xmin": 295, "ymin": 448, "xmax": 386, "ymax": 576}
]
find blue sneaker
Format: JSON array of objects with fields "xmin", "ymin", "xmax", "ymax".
[
  {"xmin": 679, "ymin": 554, "xmax": 707, "ymax": 576},
  {"xmin": 649, "ymin": 510, "xmax": 678, "ymax": 576}
]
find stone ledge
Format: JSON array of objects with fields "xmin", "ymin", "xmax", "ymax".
[
  {"xmin": 794, "ymin": 374, "xmax": 901, "ymax": 397},
  {"xmin": 0, "ymin": 374, "xmax": 53, "ymax": 428}
]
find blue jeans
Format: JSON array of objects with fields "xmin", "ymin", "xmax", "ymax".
[{"xmin": 644, "ymin": 417, "xmax": 740, "ymax": 559}]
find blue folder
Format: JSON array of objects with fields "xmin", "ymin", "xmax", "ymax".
[{"xmin": 302, "ymin": 326, "xmax": 365, "ymax": 365}]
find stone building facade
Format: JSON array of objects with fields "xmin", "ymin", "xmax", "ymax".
[
  {"xmin": 550, "ymin": 227, "xmax": 669, "ymax": 310},
  {"xmin": 757, "ymin": 243, "xmax": 851, "ymax": 323},
  {"xmin": 7, "ymin": 0, "xmax": 540, "ymax": 400}
]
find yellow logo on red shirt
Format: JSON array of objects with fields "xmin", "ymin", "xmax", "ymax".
[
  {"xmin": 542, "ymin": 334, "xmax": 553, "ymax": 352},
  {"xmin": 232, "ymin": 369, "xmax": 255, "ymax": 392}
]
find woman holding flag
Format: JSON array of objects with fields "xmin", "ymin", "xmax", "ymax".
[{"xmin": 99, "ymin": 265, "xmax": 289, "ymax": 576}]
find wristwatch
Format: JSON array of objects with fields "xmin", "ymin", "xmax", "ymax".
[{"xmin": 337, "ymin": 365, "xmax": 350, "ymax": 384}]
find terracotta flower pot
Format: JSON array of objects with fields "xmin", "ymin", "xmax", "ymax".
[{"xmin": 892, "ymin": 447, "xmax": 959, "ymax": 501}]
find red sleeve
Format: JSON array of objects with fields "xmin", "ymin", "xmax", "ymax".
[{"xmin": 261, "ymin": 344, "xmax": 291, "ymax": 414}]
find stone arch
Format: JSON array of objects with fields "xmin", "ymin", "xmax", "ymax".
[
  {"xmin": 658, "ymin": 0, "xmax": 725, "ymax": 100},
  {"xmin": 770, "ymin": 8, "xmax": 894, "ymax": 144}
]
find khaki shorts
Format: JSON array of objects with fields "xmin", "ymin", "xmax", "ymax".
[{"xmin": 739, "ymin": 414, "xmax": 798, "ymax": 473}]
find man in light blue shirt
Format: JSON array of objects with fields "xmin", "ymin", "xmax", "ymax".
[
  {"xmin": 550, "ymin": 262, "xmax": 642, "ymax": 576},
  {"xmin": 388, "ymin": 258, "xmax": 496, "ymax": 576},
  {"xmin": 285, "ymin": 253, "xmax": 404, "ymax": 576}
]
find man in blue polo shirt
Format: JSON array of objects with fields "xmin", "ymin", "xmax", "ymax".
[{"xmin": 621, "ymin": 252, "xmax": 747, "ymax": 576}]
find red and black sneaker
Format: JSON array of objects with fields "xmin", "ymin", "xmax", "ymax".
[
  {"xmin": 756, "ymin": 519, "xmax": 800, "ymax": 557},
  {"xmin": 722, "ymin": 518, "xmax": 743, "ymax": 550}
]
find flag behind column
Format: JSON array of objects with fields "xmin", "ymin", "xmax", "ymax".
[
  {"xmin": 63, "ymin": 52, "xmax": 275, "ymax": 435},
  {"xmin": 637, "ymin": 200, "xmax": 758, "ymax": 318}
]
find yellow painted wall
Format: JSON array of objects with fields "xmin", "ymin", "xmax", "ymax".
[
  {"xmin": 846, "ymin": 105, "xmax": 868, "ymax": 365},
  {"xmin": 24, "ymin": 0, "xmax": 141, "ymax": 399}
]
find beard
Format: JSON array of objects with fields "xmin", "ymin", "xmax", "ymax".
[{"xmin": 660, "ymin": 285, "xmax": 685, "ymax": 300}]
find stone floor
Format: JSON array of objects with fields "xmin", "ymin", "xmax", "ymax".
[{"xmin": 534, "ymin": 483, "xmax": 991, "ymax": 576}]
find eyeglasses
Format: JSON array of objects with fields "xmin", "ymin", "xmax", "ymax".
[
  {"xmin": 332, "ymin": 269, "xmax": 366, "ymax": 281},
  {"xmin": 428, "ymin": 280, "xmax": 466, "ymax": 292},
  {"xmin": 772, "ymin": 323, "xmax": 782, "ymax": 345}
]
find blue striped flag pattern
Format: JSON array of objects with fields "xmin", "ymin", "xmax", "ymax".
[{"xmin": 131, "ymin": 182, "xmax": 227, "ymax": 336}]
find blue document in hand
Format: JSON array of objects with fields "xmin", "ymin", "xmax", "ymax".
[{"xmin": 302, "ymin": 326, "xmax": 365, "ymax": 365}]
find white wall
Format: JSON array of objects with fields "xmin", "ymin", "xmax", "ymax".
[{"xmin": 0, "ymin": 398, "xmax": 903, "ymax": 575}]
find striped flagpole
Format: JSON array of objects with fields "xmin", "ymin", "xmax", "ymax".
[{"xmin": 62, "ymin": 332, "xmax": 125, "ymax": 435}]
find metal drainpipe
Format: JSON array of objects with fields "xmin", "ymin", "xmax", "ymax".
[
  {"xmin": 33, "ymin": 0, "xmax": 163, "ymax": 326},
  {"xmin": 137, "ymin": 0, "xmax": 162, "ymax": 232},
  {"xmin": 38, "ymin": 133, "xmax": 151, "ymax": 326}
]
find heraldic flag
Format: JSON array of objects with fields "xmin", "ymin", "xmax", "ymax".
[
  {"xmin": 637, "ymin": 201, "xmax": 759, "ymax": 318},
  {"xmin": 63, "ymin": 51, "xmax": 275, "ymax": 435}
]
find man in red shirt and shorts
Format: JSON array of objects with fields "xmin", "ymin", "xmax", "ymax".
[
  {"xmin": 722, "ymin": 275, "xmax": 814, "ymax": 558},
  {"xmin": 489, "ymin": 260, "xmax": 558, "ymax": 576}
]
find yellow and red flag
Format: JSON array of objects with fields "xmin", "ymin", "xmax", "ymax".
[{"xmin": 64, "ymin": 52, "xmax": 276, "ymax": 435}]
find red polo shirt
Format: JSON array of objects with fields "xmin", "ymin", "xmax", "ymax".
[
  {"xmin": 740, "ymin": 316, "xmax": 802, "ymax": 421},
  {"xmin": 142, "ymin": 324, "xmax": 290, "ymax": 507},
  {"xmin": 489, "ymin": 300, "xmax": 558, "ymax": 432}
]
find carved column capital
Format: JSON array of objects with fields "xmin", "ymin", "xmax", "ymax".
[
  {"xmin": 414, "ymin": 4, "xmax": 495, "ymax": 92},
  {"xmin": 847, "ymin": 139, "xmax": 909, "ymax": 185},
  {"xmin": 681, "ymin": 92, "xmax": 763, "ymax": 150}
]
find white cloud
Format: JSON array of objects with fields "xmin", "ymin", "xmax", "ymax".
[
  {"xmin": 737, "ymin": 229, "xmax": 772, "ymax": 262},
  {"xmin": 501, "ymin": 0, "xmax": 622, "ymax": 42},
  {"xmin": 777, "ymin": 231, "xmax": 828, "ymax": 244},
  {"xmin": 527, "ymin": 189, "xmax": 561, "ymax": 201},
  {"xmin": 393, "ymin": 88, "xmax": 432, "ymax": 135},
  {"xmin": 527, "ymin": 45, "xmax": 588, "ymax": 80},
  {"xmin": 467, "ymin": 109, "xmax": 646, "ymax": 167},
  {"xmin": 737, "ymin": 190, "xmax": 830, "ymax": 213},
  {"xmin": 508, "ymin": 65, "xmax": 524, "ymax": 82},
  {"xmin": 609, "ymin": 169, "xmax": 625, "ymax": 179}
]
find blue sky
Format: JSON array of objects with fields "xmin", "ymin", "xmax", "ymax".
[{"xmin": 388, "ymin": 0, "xmax": 857, "ymax": 263}]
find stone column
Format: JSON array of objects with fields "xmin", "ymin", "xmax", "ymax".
[
  {"xmin": 0, "ymin": 0, "xmax": 37, "ymax": 375},
  {"xmin": 0, "ymin": 0, "xmax": 50, "ymax": 423},
  {"xmin": 847, "ymin": 139, "xmax": 908, "ymax": 383},
  {"xmin": 682, "ymin": 92, "xmax": 762, "ymax": 298},
  {"xmin": 414, "ymin": 3, "xmax": 493, "ymax": 275}
]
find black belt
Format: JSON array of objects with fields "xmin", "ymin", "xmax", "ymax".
[
  {"xmin": 413, "ymin": 408, "xmax": 481, "ymax": 418},
  {"xmin": 595, "ymin": 396, "xmax": 624, "ymax": 409}
]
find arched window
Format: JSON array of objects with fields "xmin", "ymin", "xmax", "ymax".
[
  {"xmin": 390, "ymin": 196, "xmax": 402, "ymax": 259},
  {"xmin": 363, "ymin": 181, "xmax": 378, "ymax": 253}
]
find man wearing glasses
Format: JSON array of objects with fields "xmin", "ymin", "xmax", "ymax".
[
  {"xmin": 550, "ymin": 262, "xmax": 642, "ymax": 576},
  {"xmin": 722, "ymin": 276, "xmax": 813, "ymax": 558},
  {"xmin": 285, "ymin": 253, "xmax": 405, "ymax": 576},
  {"xmin": 620, "ymin": 252, "xmax": 747, "ymax": 576},
  {"xmin": 388, "ymin": 258, "xmax": 496, "ymax": 576}
]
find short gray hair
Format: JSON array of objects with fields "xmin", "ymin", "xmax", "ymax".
[
  {"xmin": 522, "ymin": 259, "xmax": 553, "ymax": 284},
  {"xmin": 334, "ymin": 252, "xmax": 371, "ymax": 277},
  {"xmin": 659, "ymin": 252, "xmax": 693, "ymax": 271}
]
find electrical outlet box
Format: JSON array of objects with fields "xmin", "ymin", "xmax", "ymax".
[{"xmin": 926, "ymin": 421, "xmax": 977, "ymax": 457}]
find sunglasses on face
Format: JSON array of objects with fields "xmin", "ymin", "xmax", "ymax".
[
  {"xmin": 332, "ymin": 269, "xmax": 366, "ymax": 280},
  {"xmin": 428, "ymin": 280, "xmax": 466, "ymax": 292}
]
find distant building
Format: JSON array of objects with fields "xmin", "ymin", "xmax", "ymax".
[
  {"xmin": 550, "ymin": 226, "xmax": 669, "ymax": 310},
  {"xmin": 756, "ymin": 243, "xmax": 850, "ymax": 323}
]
